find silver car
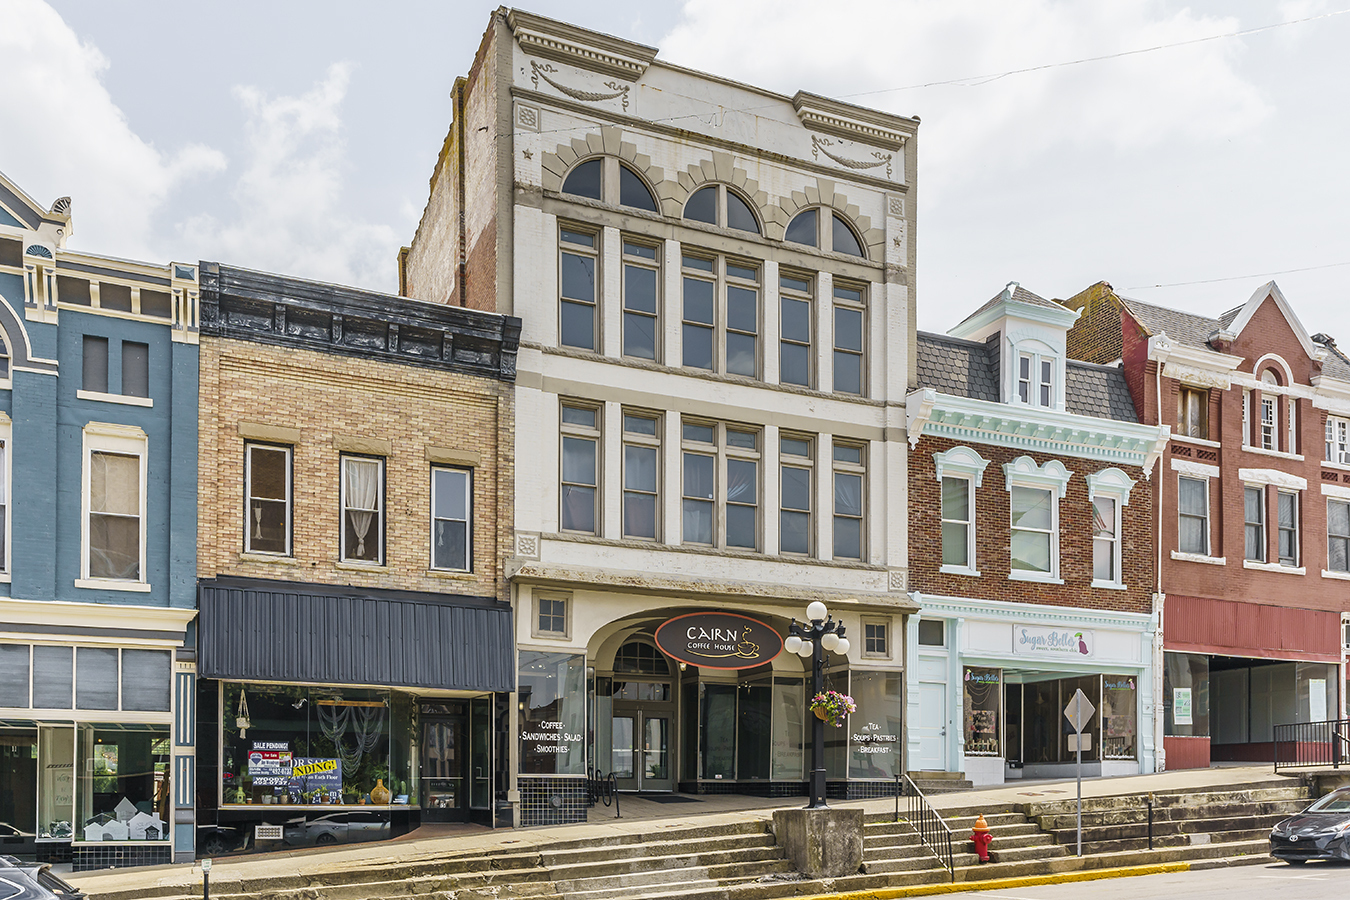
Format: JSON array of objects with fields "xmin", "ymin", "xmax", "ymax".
[{"xmin": 282, "ymin": 812, "xmax": 390, "ymax": 847}]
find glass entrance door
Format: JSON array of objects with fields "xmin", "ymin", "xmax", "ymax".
[
  {"xmin": 611, "ymin": 710, "xmax": 673, "ymax": 792},
  {"xmin": 420, "ymin": 703, "xmax": 467, "ymax": 822}
]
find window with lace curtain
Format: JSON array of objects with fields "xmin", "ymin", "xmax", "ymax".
[
  {"xmin": 340, "ymin": 455, "xmax": 384, "ymax": 564},
  {"xmin": 245, "ymin": 443, "xmax": 290, "ymax": 555}
]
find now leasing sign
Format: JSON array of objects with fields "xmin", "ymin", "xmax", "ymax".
[{"xmin": 1013, "ymin": 625, "xmax": 1094, "ymax": 658}]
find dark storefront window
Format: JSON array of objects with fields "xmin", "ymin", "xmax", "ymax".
[
  {"xmin": 737, "ymin": 679, "xmax": 772, "ymax": 781},
  {"xmin": 1163, "ymin": 652, "xmax": 1209, "ymax": 737},
  {"xmin": 963, "ymin": 667, "xmax": 1001, "ymax": 756},
  {"xmin": 518, "ymin": 651, "xmax": 586, "ymax": 776},
  {"xmin": 700, "ymin": 684, "xmax": 737, "ymax": 779},
  {"xmin": 0, "ymin": 731, "xmax": 37, "ymax": 842},
  {"xmin": 1060, "ymin": 676, "xmax": 1101, "ymax": 759},
  {"xmin": 220, "ymin": 683, "xmax": 408, "ymax": 806}
]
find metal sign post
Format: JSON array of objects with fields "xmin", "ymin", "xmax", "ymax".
[{"xmin": 1063, "ymin": 688, "xmax": 1096, "ymax": 857}]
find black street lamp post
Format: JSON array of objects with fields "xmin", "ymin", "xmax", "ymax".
[{"xmin": 786, "ymin": 600, "xmax": 851, "ymax": 809}]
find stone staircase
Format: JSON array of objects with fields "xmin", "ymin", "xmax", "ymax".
[
  {"xmin": 1020, "ymin": 779, "xmax": 1310, "ymax": 860},
  {"xmin": 80, "ymin": 778, "xmax": 1316, "ymax": 900},
  {"xmin": 906, "ymin": 770, "xmax": 974, "ymax": 794}
]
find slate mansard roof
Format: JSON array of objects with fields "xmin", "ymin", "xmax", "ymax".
[{"xmin": 916, "ymin": 332, "xmax": 1138, "ymax": 423}]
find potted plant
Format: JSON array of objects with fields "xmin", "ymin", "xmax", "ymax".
[{"xmin": 808, "ymin": 690, "xmax": 856, "ymax": 728}]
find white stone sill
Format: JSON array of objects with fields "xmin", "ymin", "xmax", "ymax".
[
  {"xmin": 76, "ymin": 389, "xmax": 152, "ymax": 408},
  {"xmin": 1091, "ymin": 579, "xmax": 1128, "ymax": 591},
  {"xmin": 1241, "ymin": 445, "xmax": 1304, "ymax": 462},
  {"xmin": 1321, "ymin": 569, "xmax": 1350, "ymax": 581},
  {"xmin": 1171, "ymin": 551, "xmax": 1227, "ymax": 566},
  {"xmin": 74, "ymin": 578, "xmax": 151, "ymax": 593},
  {"xmin": 1008, "ymin": 570, "xmax": 1064, "ymax": 585},
  {"xmin": 939, "ymin": 564, "xmax": 981, "ymax": 577},
  {"xmin": 238, "ymin": 552, "xmax": 298, "ymax": 565},
  {"xmin": 1242, "ymin": 560, "xmax": 1306, "ymax": 575},
  {"xmin": 1172, "ymin": 434, "xmax": 1221, "ymax": 449}
]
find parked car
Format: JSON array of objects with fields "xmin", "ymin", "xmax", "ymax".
[
  {"xmin": 1269, "ymin": 786, "xmax": 1350, "ymax": 864},
  {"xmin": 282, "ymin": 812, "xmax": 390, "ymax": 848},
  {"xmin": 0, "ymin": 823, "xmax": 37, "ymax": 858},
  {"xmin": 0, "ymin": 855, "xmax": 86, "ymax": 899},
  {"xmin": 196, "ymin": 824, "xmax": 250, "ymax": 857}
]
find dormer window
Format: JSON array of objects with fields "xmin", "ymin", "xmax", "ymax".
[{"xmin": 1018, "ymin": 352, "xmax": 1053, "ymax": 407}]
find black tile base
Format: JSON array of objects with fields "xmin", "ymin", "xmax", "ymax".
[
  {"xmin": 519, "ymin": 776, "xmax": 587, "ymax": 827},
  {"xmin": 72, "ymin": 843, "xmax": 172, "ymax": 872}
]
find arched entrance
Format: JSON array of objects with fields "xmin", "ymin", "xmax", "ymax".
[{"xmin": 609, "ymin": 641, "xmax": 675, "ymax": 791}]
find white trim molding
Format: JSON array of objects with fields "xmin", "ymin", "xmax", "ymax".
[
  {"xmin": 1238, "ymin": 468, "xmax": 1307, "ymax": 491},
  {"xmin": 1171, "ymin": 550, "xmax": 1227, "ymax": 566},
  {"xmin": 1171, "ymin": 457, "xmax": 1220, "ymax": 479},
  {"xmin": 933, "ymin": 445, "xmax": 990, "ymax": 486},
  {"xmin": 1321, "ymin": 483, "xmax": 1350, "ymax": 500},
  {"xmin": 1086, "ymin": 467, "xmax": 1137, "ymax": 505},
  {"xmin": 1002, "ymin": 456, "xmax": 1072, "ymax": 499},
  {"xmin": 1242, "ymin": 560, "xmax": 1306, "ymax": 576}
]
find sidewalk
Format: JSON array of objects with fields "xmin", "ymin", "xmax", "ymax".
[{"xmin": 66, "ymin": 765, "xmax": 1286, "ymax": 898}]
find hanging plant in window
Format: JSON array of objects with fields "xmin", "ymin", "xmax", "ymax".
[
  {"xmin": 809, "ymin": 690, "xmax": 856, "ymax": 728},
  {"xmin": 236, "ymin": 689, "xmax": 252, "ymax": 738}
]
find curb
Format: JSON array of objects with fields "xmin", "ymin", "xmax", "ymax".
[{"xmin": 792, "ymin": 861, "xmax": 1192, "ymax": 899}]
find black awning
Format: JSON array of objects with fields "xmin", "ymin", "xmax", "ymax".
[{"xmin": 197, "ymin": 577, "xmax": 514, "ymax": 692}]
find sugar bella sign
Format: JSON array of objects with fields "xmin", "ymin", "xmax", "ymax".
[
  {"xmin": 655, "ymin": 613, "xmax": 783, "ymax": 670},
  {"xmin": 1012, "ymin": 625, "xmax": 1094, "ymax": 658}
]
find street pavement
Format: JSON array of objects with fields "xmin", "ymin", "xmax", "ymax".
[{"xmin": 939, "ymin": 860, "xmax": 1348, "ymax": 900}]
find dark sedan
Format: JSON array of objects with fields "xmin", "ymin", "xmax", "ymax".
[{"xmin": 1270, "ymin": 786, "xmax": 1350, "ymax": 864}]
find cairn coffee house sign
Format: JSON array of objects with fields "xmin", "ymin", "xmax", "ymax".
[{"xmin": 655, "ymin": 613, "xmax": 783, "ymax": 670}]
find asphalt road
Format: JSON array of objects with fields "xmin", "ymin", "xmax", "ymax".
[{"xmin": 940, "ymin": 860, "xmax": 1350, "ymax": 900}]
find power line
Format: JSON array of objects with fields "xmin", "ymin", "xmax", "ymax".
[
  {"xmin": 840, "ymin": 7, "xmax": 1350, "ymax": 97},
  {"xmin": 1127, "ymin": 261, "xmax": 1350, "ymax": 290}
]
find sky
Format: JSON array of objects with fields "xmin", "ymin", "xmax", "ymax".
[{"xmin": 3, "ymin": 0, "xmax": 1349, "ymax": 336}]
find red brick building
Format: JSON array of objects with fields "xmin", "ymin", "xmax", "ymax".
[
  {"xmin": 1065, "ymin": 280, "xmax": 1350, "ymax": 769},
  {"xmin": 906, "ymin": 284, "xmax": 1169, "ymax": 785}
]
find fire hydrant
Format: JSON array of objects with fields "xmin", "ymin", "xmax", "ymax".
[{"xmin": 971, "ymin": 814, "xmax": 993, "ymax": 864}]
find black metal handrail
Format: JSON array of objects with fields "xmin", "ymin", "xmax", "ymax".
[
  {"xmin": 901, "ymin": 774, "xmax": 955, "ymax": 881},
  {"xmin": 1274, "ymin": 718, "xmax": 1350, "ymax": 772}
]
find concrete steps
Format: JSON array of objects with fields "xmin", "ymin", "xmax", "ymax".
[{"xmin": 907, "ymin": 771, "xmax": 974, "ymax": 793}]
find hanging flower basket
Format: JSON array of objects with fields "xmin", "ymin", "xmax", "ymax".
[{"xmin": 808, "ymin": 691, "xmax": 856, "ymax": 728}]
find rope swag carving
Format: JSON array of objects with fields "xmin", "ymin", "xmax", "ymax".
[
  {"xmin": 811, "ymin": 136, "xmax": 893, "ymax": 178},
  {"xmin": 530, "ymin": 61, "xmax": 630, "ymax": 111}
]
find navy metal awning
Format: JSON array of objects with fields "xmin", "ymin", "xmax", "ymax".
[{"xmin": 197, "ymin": 577, "xmax": 514, "ymax": 692}]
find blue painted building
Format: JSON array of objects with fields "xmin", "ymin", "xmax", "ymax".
[{"xmin": 0, "ymin": 172, "xmax": 198, "ymax": 869}]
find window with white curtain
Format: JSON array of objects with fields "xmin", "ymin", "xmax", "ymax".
[
  {"xmin": 1328, "ymin": 499, "xmax": 1350, "ymax": 573},
  {"xmin": 1244, "ymin": 486, "xmax": 1266, "ymax": 562},
  {"xmin": 1010, "ymin": 486, "xmax": 1054, "ymax": 574},
  {"xmin": 340, "ymin": 455, "xmax": 384, "ymax": 564},
  {"xmin": 1277, "ymin": 490, "xmax": 1299, "ymax": 567},
  {"xmin": 1178, "ymin": 476, "xmax": 1209, "ymax": 555},
  {"xmin": 431, "ymin": 467, "xmax": 471, "ymax": 571},
  {"xmin": 88, "ymin": 452, "xmax": 141, "ymax": 580},
  {"xmin": 1092, "ymin": 496, "xmax": 1120, "ymax": 583},
  {"xmin": 245, "ymin": 443, "xmax": 290, "ymax": 555}
]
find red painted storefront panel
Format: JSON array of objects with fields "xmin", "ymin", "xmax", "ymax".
[
  {"xmin": 1164, "ymin": 736, "xmax": 1211, "ymax": 770},
  {"xmin": 1164, "ymin": 595, "xmax": 1340, "ymax": 662}
]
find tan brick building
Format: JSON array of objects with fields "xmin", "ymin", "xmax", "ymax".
[
  {"xmin": 905, "ymin": 283, "xmax": 1169, "ymax": 785},
  {"xmin": 193, "ymin": 262, "xmax": 520, "ymax": 851}
]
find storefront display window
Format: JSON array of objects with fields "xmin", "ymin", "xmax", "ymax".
[
  {"xmin": 1163, "ymin": 652, "xmax": 1209, "ymax": 737},
  {"xmin": 0, "ymin": 730, "xmax": 38, "ymax": 840},
  {"xmin": 700, "ymin": 683, "xmax": 736, "ymax": 779},
  {"xmin": 962, "ymin": 668, "xmax": 1001, "ymax": 756},
  {"xmin": 770, "ymin": 677, "xmax": 804, "ymax": 780},
  {"xmin": 1059, "ymin": 676, "xmax": 1101, "ymax": 759},
  {"xmin": 736, "ymin": 677, "xmax": 771, "ymax": 781},
  {"xmin": 220, "ymin": 683, "xmax": 407, "ymax": 807},
  {"xmin": 823, "ymin": 667, "xmax": 848, "ymax": 778},
  {"xmin": 76, "ymin": 726, "xmax": 169, "ymax": 842},
  {"xmin": 1101, "ymin": 675, "xmax": 1137, "ymax": 759},
  {"xmin": 848, "ymin": 671, "xmax": 902, "ymax": 779},
  {"xmin": 38, "ymin": 727, "xmax": 74, "ymax": 841},
  {"xmin": 519, "ymin": 651, "xmax": 586, "ymax": 776}
]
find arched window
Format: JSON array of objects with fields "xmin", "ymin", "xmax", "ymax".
[
  {"xmin": 614, "ymin": 641, "xmax": 670, "ymax": 676},
  {"xmin": 682, "ymin": 184, "xmax": 760, "ymax": 234},
  {"xmin": 562, "ymin": 158, "xmax": 603, "ymax": 200},
  {"xmin": 785, "ymin": 208, "xmax": 867, "ymax": 258},
  {"xmin": 0, "ymin": 334, "xmax": 9, "ymax": 379},
  {"xmin": 619, "ymin": 164, "xmax": 658, "ymax": 212}
]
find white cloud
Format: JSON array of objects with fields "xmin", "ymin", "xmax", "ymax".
[
  {"xmin": 661, "ymin": 0, "xmax": 1271, "ymax": 198},
  {"xmin": 0, "ymin": 0, "xmax": 225, "ymax": 256},
  {"xmin": 180, "ymin": 63, "xmax": 401, "ymax": 290}
]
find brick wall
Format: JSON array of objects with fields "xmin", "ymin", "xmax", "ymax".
[
  {"xmin": 198, "ymin": 337, "xmax": 513, "ymax": 602},
  {"xmin": 909, "ymin": 435, "xmax": 1153, "ymax": 614},
  {"xmin": 1063, "ymin": 282, "xmax": 1124, "ymax": 366}
]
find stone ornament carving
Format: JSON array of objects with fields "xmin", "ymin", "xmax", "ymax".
[
  {"xmin": 811, "ymin": 135, "xmax": 893, "ymax": 178},
  {"xmin": 516, "ymin": 103, "xmax": 540, "ymax": 131},
  {"xmin": 516, "ymin": 533, "xmax": 540, "ymax": 559},
  {"xmin": 529, "ymin": 61, "xmax": 630, "ymax": 111},
  {"xmin": 887, "ymin": 196, "xmax": 905, "ymax": 218},
  {"xmin": 888, "ymin": 570, "xmax": 908, "ymax": 592}
]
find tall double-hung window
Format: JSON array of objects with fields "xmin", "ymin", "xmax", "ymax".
[
  {"xmin": 681, "ymin": 255, "xmax": 760, "ymax": 379},
  {"xmin": 1004, "ymin": 457, "xmax": 1070, "ymax": 581},
  {"xmin": 779, "ymin": 436, "xmax": 813, "ymax": 555},
  {"xmin": 833, "ymin": 443, "xmax": 866, "ymax": 560},
  {"xmin": 245, "ymin": 443, "xmax": 290, "ymax": 555},
  {"xmin": 82, "ymin": 424, "xmax": 147, "ymax": 585},
  {"xmin": 622, "ymin": 241, "xmax": 660, "ymax": 361},
  {"xmin": 1087, "ymin": 467, "xmax": 1134, "ymax": 588},
  {"xmin": 832, "ymin": 284, "xmax": 866, "ymax": 395},
  {"xmin": 1328, "ymin": 499, "xmax": 1350, "ymax": 573},
  {"xmin": 1327, "ymin": 416, "xmax": 1350, "ymax": 464},
  {"xmin": 1177, "ymin": 476, "xmax": 1209, "ymax": 555},
  {"xmin": 560, "ymin": 403, "xmax": 601, "ymax": 535},
  {"xmin": 559, "ymin": 228, "xmax": 598, "ymax": 351},
  {"xmin": 779, "ymin": 274, "xmax": 813, "ymax": 387},
  {"xmin": 622, "ymin": 412, "xmax": 661, "ymax": 540},
  {"xmin": 340, "ymin": 455, "xmax": 384, "ymax": 564},
  {"xmin": 681, "ymin": 421, "xmax": 759, "ymax": 550}
]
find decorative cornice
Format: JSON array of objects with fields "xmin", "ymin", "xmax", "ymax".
[
  {"xmin": 1238, "ymin": 467, "xmax": 1308, "ymax": 491},
  {"xmin": 933, "ymin": 445, "xmax": 991, "ymax": 487},
  {"xmin": 1162, "ymin": 361, "xmax": 1232, "ymax": 391},
  {"xmin": 1003, "ymin": 455, "xmax": 1072, "ymax": 498},
  {"xmin": 792, "ymin": 91, "xmax": 915, "ymax": 150},
  {"xmin": 199, "ymin": 262, "xmax": 521, "ymax": 383},
  {"xmin": 508, "ymin": 10, "xmax": 657, "ymax": 81},
  {"xmin": 909, "ymin": 591, "xmax": 1153, "ymax": 632},
  {"xmin": 911, "ymin": 391, "xmax": 1166, "ymax": 470},
  {"xmin": 1086, "ymin": 467, "xmax": 1138, "ymax": 504},
  {"xmin": 1147, "ymin": 332, "xmax": 1245, "ymax": 371}
]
